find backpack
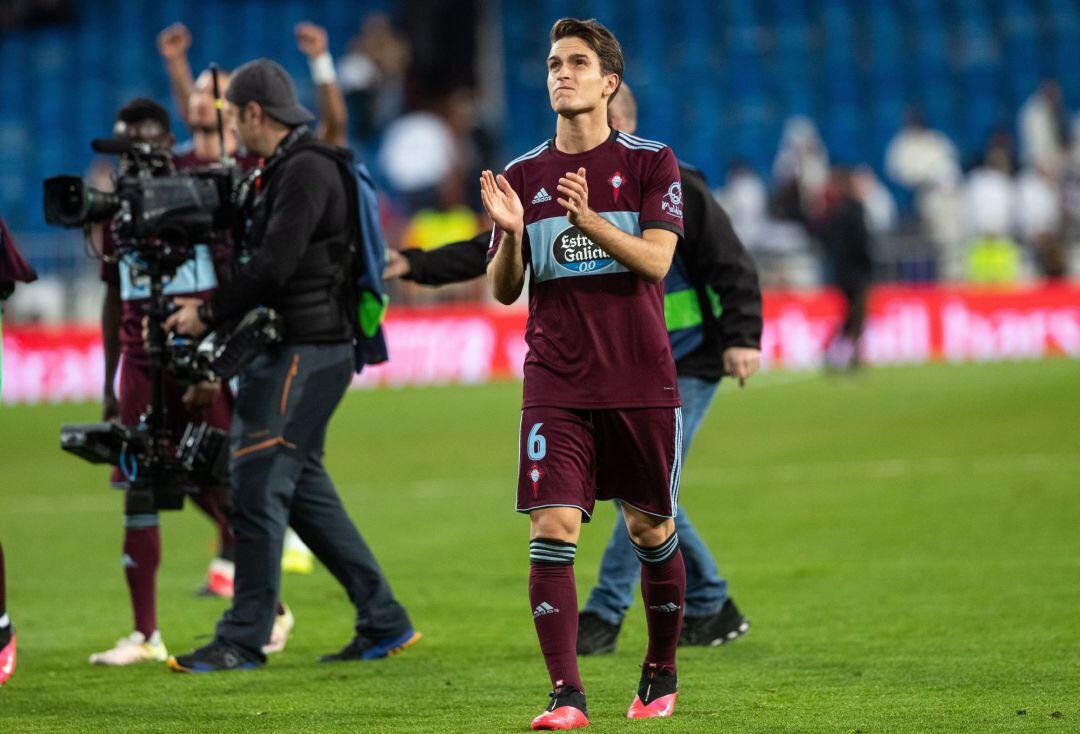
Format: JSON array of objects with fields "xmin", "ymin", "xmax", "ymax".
[{"xmin": 300, "ymin": 143, "xmax": 390, "ymax": 373}]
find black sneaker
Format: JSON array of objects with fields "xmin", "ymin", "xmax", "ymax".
[
  {"xmin": 531, "ymin": 683, "xmax": 589, "ymax": 730},
  {"xmin": 576, "ymin": 610, "xmax": 620, "ymax": 655},
  {"xmin": 679, "ymin": 597, "xmax": 751, "ymax": 647},
  {"xmin": 167, "ymin": 642, "xmax": 262, "ymax": 673},
  {"xmin": 627, "ymin": 663, "xmax": 679, "ymax": 718},
  {"xmin": 318, "ymin": 628, "xmax": 421, "ymax": 662}
]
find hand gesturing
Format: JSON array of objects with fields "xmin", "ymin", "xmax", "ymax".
[
  {"xmin": 157, "ymin": 22, "xmax": 191, "ymax": 60},
  {"xmin": 480, "ymin": 170, "xmax": 524, "ymax": 238},
  {"xmin": 557, "ymin": 167, "xmax": 591, "ymax": 225},
  {"xmin": 295, "ymin": 22, "xmax": 329, "ymax": 58}
]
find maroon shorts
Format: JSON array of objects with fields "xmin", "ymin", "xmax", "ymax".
[
  {"xmin": 516, "ymin": 405, "xmax": 683, "ymax": 520},
  {"xmin": 110, "ymin": 356, "xmax": 233, "ymax": 488}
]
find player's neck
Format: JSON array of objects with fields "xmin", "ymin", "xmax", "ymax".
[{"xmin": 554, "ymin": 108, "xmax": 611, "ymax": 155}]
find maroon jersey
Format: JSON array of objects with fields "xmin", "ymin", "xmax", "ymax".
[
  {"xmin": 488, "ymin": 130, "xmax": 685, "ymax": 409},
  {"xmin": 100, "ymin": 151, "xmax": 257, "ymax": 365}
]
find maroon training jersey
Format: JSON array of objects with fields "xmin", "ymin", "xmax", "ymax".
[
  {"xmin": 100, "ymin": 150, "xmax": 257, "ymax": 366},
  {"xmin": 488, "ymin": 130, "xmax": 685, "ymax": 409}
]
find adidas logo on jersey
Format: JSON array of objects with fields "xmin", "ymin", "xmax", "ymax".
[
  {"xmin": 648, "ymin": 602, "xmax": 681, "ymax": 613},
  {"xmin": 531, "ymin": 187, "xmax": 553, "ymax": 204},
  {"xmin": 533, "ymin": 602, "xmax": 559, "ymax": 618}
]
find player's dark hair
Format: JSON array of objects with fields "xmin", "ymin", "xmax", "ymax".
[
  {"xmin": 115, "ymin": 97, "xmax": 171, "ymax": 130},
  {"xmin": 549, "ymin": 17, "xmax": 624, "ymax": 101}
]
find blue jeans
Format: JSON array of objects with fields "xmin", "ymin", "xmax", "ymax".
[{"xmin": 583, "ymin": 376, "xmax": 728, "ymax": 624}]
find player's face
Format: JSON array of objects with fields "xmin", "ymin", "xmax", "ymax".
[{"xmin": 547, "ymin": 37, "xmax": 615, "ymax": 117}]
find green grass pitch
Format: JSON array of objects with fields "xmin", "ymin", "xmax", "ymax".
[{"xmin": 1, "ymin": 360, "xmax": 1077, "ymax": 732}]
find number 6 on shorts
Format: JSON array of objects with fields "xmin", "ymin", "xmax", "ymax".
[{"xmin": 527, "ymin": 422, "xmax": 546, "ymax": 461}]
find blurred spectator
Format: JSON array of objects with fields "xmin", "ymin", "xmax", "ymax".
[
  {"xmin": 401, "ymin": 175, "xmax": 481, "ymax": 252},
  {"xmin": 338, "ymin": 13, "xmax": 410, "ymax": 146},
  {"xmin": 295, "ymin": 22, "xmax": 348, "ymax": 147},
  {"xmin": 885, "ymin": 108, "xmax": 961, "ymax": 192},
  {"xmin": 853, "ymin": 166, "xmax": 897, "ymax": 235},
  {"xmin": 963, "ymin": 144, "xmax": 1021, "ymax": 284},
  {"xmin": 436, "ymin": 87, "xmax": 500, "ymax": 212},
  {"xmin": 1018, "ymin": 81, "xmax": 1069, "ymax": 177},
  {"xmin": 156, "ymin": 20, "xmax": 347, "ymax": 150},
  {"xmin": 1016, "ymin": 164, "xmax": 1066, "ymax": 278},
  {"xmin": 820, "ymin": 168, "xmax": 872, "ymax": 371},
  {"xmin": 377, "ymin": 110, "xmax": 456, "ymax": 213},
  {"xmin": 717, "ymin": 161, "xmax": 767, "ymax": 250},
  {"xmin": 885, "ymin": 108, "xmax": 964, "ymax": 278},
  {"xmin": 771, "ymin": 116, "xmax": 829, "ymax": 222}
]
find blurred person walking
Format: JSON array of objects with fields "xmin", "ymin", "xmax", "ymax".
[
  {"xmin": 821, "ymin": 167, "xmax": 873, "ymax": 371},
  {"xmin": 963, "ymin": 139, "xmax": 1021, "ymax": 284}
]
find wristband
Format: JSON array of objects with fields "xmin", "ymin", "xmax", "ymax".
[{"xmin": 309, "ymin": 52, "xmax": 337, "ymax": 85}]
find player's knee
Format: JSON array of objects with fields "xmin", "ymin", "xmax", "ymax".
[
  {"xmin": 625, "ymin": 515, "xmax": 674, "ymax": 548},
  {"xmin": 529, "ymin": 507, "xmax": 581, "ymax": 543}
]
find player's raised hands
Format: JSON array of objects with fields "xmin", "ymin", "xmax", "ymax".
[
  {"xmin": 295, "ymin": 22, "xmax": 329, "ymax": 59},
  {"xmin": 480, "ymin": 170, "xmax": 524, "ymax": 237},
  {"xmin": 557, "ymin": 167, "xmax": 596, "ymax": 227},
  {"xmin": 157, "ymin": 22, "xmax": 191, "ymax": 60}
]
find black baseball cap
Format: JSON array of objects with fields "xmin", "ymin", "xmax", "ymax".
[{"xmin": 225, "ymin": 58, "xmax": 314, "ymax": 126}]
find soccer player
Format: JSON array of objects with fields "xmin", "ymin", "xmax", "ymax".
[
  {"xmin": 154, "ymin": 39, "xmax": 255, "ymax": 599},
  {"xmin": 387, "ymin": 83, "xmax": 761, "ymax": 653},
  {"xmin": 92, "ymin": 99, "xmax": 234, "ymax": 666},
  {"xmin": 482, "ymin": 18, "xmax": 685, "ymax": 728}
]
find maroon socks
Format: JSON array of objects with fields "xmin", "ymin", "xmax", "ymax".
[
  {"xmin": 122, "ymin": 521, "xmax": 161, "ymax": 637},
  {"xmin": 633, "ymin": 533, "xmax": 685, "ymax": 672},
  {"xmin": 529, "ymin": 538, "xmax": 582, "ymax": 692}
]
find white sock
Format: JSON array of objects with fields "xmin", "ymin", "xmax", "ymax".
[{"xmin": 0, "ymin": 613, "xmax": 9, "ymax": 628}]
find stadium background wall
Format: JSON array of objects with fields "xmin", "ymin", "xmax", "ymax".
[{"xmin": 3, "ymin": 284, "xmax": 1078, "ymax": 405}]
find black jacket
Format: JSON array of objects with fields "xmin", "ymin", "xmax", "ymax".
[
  {"xmin": 211, "ymin": 129, "xmax": 353, "ymax": 343},
  {"xmin": 400, "ymin": 164, "xmax": 762, "ymax": 381},
  {"xmin": 674, "ymin": 164, "xmax": 762, "ymax": 381}
]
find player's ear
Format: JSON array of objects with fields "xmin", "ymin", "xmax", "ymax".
[{"xmin": 605, "ymin": 73, "xmax": 620, "ymax": 99}]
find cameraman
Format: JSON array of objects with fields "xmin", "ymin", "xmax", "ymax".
[
  {"xmin": 165, "ymin": 59, "xmax": 418, "ymax": 672},
  {"xmin": 90, "ymin": 99, "xmax": 243, "ymax": 667}
]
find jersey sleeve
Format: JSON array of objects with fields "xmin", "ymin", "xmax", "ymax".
[{"xmin": 639, "ymin": 147, "xmax": 685, "ymax": 237}]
